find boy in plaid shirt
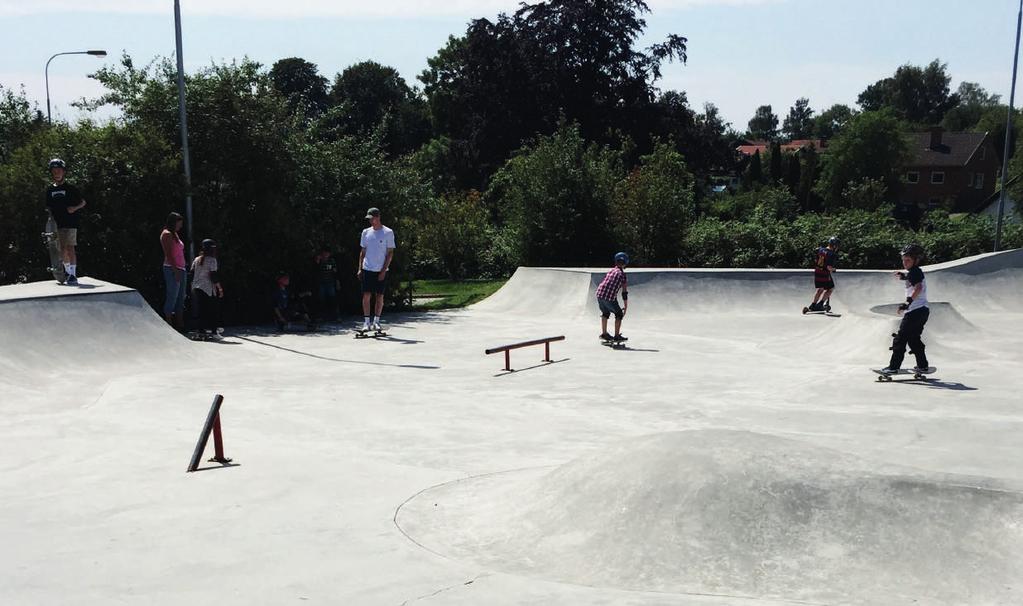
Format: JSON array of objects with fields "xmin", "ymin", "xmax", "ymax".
[{"xmin": 597, "ymin": 252, "xmax": 630, "ymax": 342}]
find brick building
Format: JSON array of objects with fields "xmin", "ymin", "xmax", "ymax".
[{"xmin": 901, "ymin": 127, "xmax": 1000, "ymax": 212}]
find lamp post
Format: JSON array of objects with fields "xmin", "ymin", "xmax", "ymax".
[
  {"xmin": 45, "ymin": 49, "xmax": 107, "ymax": 124},
  {"xmin": 174, "ymin": 0, "xmax": 195, "ymax": 261},
  {"xmin": 995, "ymin": 0, "xmax": 1023, "ymax": 251}
]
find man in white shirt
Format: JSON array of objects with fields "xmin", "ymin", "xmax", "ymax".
[{"xmin": 357, "ymin": 207, "xmax": 396, "ymax": 331}]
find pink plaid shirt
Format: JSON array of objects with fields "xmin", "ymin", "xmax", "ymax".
[{"xmin": 596, "ymin": 267, "xmax": 627, "ymax": 300}]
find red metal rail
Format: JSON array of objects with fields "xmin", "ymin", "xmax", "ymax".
[{"xmin": 485, "ymin": 336, "xmax": 565, "ymax": 371}]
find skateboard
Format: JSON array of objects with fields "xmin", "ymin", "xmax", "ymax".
[
  {"xmin": 42, "ymin": 211, "xmax": 67, "ymax": 284},
  {"xmin": 355, "ymin": 327, "xmax": 388, "ymax": 339},
  {"xmin": 872, "ymin": 367, "xmax": 937, "ymax": 382},
  {"xmin": 802, "ymin": 306, "xmax": 839, "ymax": 317},
  {"xmin": 600, "ymin": 336, "xmax": 627, "ymax": 349}
]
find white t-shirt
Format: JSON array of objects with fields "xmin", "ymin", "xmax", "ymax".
[
  {"xmin": 191, "ymin": 256, "xmax": 218, "ymax": 296},
  {"xmin": 903, "ymin": 266, "xmax": 928, "ymax": 312},
  {"xmin": 360, "ymin": 226, "xmax": 396, "ymax": 272}
]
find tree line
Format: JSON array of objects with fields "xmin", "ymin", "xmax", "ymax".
[{"xmin": 1, "ymin": 0, "xmax": 1020, "ymax": 322}]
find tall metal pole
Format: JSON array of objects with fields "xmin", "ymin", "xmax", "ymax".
[
  {"xmin": 45, "ymin": 51, "xmax": 107, "ymax": 124},
  {"xmin": 174, "ymin": 0, "xmax": 195, "ymax": 261},
  {"xmin": 995, "ymin": 0, "xmax": 1023, "ymax": 251}
]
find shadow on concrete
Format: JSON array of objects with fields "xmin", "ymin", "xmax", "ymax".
[
  {"xmin": 888, "ymin": 379, "xmax": 978, "ymax": 391},
  {"xmin": 493, "ymin": 358, "xmax": 570, "ymax": 377},
  {"xmin": 233, "ymin": 335, "xmax": 440, "ymax": 370},
  {"xmin": 191, "ymin": 462, "xmax": 242, "ymax": 473}
]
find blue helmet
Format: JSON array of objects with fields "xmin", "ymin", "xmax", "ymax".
[{"xmin": 614, "ymin": 252, "xmax": 630, "ymax": 265}]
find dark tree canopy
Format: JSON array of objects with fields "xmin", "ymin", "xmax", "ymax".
[
  {"xmin": 942, "ymin": 82, "xmax": 1002, "ymax": 131},
  {"xmin": 857, "ymin": 60, "xmax": 960, "ymax": 126},
  {"xmin": 326, "ymin": 61, "xmax": 431, "ymax": 157},
  {"xmin": 747, "ymin": 105, "xmax": 779, "ymax": 141},
  {"xmin": 782, "ymin": 97, "xmax": 815, "ymax": 140},
  {"xmin": 420, "ymin": 0, "xmax": 687, "ymax": 188},
  {"xmin": 813, "ymin": 104, "xmax": 856, "ymax": 140},
  {"xmin": 269, "ymin": 57, "xmax": 328, "ymax": 116}
]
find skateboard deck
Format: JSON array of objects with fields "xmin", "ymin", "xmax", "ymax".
[
  {"xmin": 802, "ymin": 306, "xmax": 839, "ymax": 317},
  {"xmin": 355, "ymin": 328, "xmax": 388, "ymax": 339},
  {"xmin": 600, "ymin": 337, "xmax": 627, "ymax": 349},
  {"xmin": 872, "ymin": 367, "xmax": 937, "ymax": 382},
  {"xmin": 43, "ymin": 212, "xmax": 67, "ymax": 284}
]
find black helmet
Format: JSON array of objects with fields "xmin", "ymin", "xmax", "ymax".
[
  {"xmin": 201, "ymin": 238, "xmax": 217, "ymax": 253},
  {"xmin": 48, "ymin": 158, "xmax": 66, "ymax": 170},
  {"xmin": 900, "ymin": 243, "xmax": 925, "ymax": 258},
  {"xmin": 828, "ymin": 236, "xmax": 840, "ymax": 247}
]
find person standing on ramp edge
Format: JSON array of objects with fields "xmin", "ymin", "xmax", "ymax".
[
  {"xmin": 44, "ymin": 158, "xmax": 88, "ymax": 286},
  {"xmin": 596, "ymin": 252, "xmax": 630, "ymax": 343},
  {"xmin": 357, "ymin": 207, "xmax": 395, "ymax": 333},
  {"xmin": 879, "ymin": 244, "xmax": 930, "ymax": 375}
]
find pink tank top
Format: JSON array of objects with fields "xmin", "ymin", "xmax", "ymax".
[{"xmin": 162, "ymin": 229, "xmax": 186, "ymax": 269}]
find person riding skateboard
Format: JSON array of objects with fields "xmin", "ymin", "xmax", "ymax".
[
  {"xmin": 190, "ymin": 238, "xmax": 224, "ymax": 338},
  {"xmin": 879, "ymin": 244, "xmax": 930, "ymax": 375},
  {"xmin": 357, "ymin": 207, "xmax": 395, "ymax": 333},
  {"xmin": 596, "ymin": 252, "xmax": 630, "ymax": 342},
  {"xmin": 44, "ymin": 158, "xmax": 87, "ymax": 286},
  {"xmin": 806, "ymin": 236, "xmax": 839, "ymax": 312}
]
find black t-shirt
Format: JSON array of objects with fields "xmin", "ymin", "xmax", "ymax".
[
  {"xmin": 318, "ymin": 256, "xmax": 338, "ymax": 283},
  {"xmin": 45, "ymin": 182, "xmax": 83, "ymax": 229},
  {"xmin": 905, "ymin": 266, "xmax": 924, "ymax": 286}
]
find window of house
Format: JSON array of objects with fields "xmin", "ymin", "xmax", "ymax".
[
  {"xmin": 930, "ymin": 171, "xmax": 945, "ymax": 185},
  {"xmin": 976, "ymin": 173, "xmax": 985, "ymax": 189},
  {"xmin": 906, "ymin": 171, "xmax": 920, "ymax": 184}
]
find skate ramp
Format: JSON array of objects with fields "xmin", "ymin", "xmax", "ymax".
[
  {"xmin": 477, "ymin": 249, "xmax": 1023, "ymax": 322},
  {"xmin": 0, "ymin": 278, "xmax": 203, "ymax": 388},
  {"xmin": 396, "ymin": 430, "xmax": 1023, "ymax": 604}
]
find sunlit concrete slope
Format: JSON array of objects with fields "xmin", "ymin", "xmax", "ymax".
[
  {"xmin": 475, "ymin": 249, "xmax": 1023, "ymax": 319},
  {"xmin": 0, "ymin": 278, "xmax": 202, "ymax": 389}
]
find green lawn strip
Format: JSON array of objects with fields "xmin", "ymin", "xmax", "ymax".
[{"xmin": 409, "ymin": 279, "xmax": 507, "ymax": 310}]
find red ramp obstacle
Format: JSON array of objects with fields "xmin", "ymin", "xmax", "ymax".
[
  {"xmin": 486, "ymin": 336, "xmax": 565, "ymax": 371},
  {"xmin": 187, "ymin": 394, "xmax": 234, "ymax": 472}
]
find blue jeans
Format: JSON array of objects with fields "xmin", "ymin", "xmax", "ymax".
[{"xmin": 163, "ymin": 266, "xmax": 186, "ymax": 316}]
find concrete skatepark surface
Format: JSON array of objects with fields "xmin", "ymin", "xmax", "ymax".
[{"xmin": 1, "ymin": 251, "xmax": 1022, "ymax": 605}]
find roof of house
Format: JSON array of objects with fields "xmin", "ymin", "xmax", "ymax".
[{"xmin": 907, "ymin": 131, "xmax": 987, "ymax": 168}]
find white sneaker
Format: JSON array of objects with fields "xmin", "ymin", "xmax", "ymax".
[
  {"xmin": 360, "ymin": 320, "xmax": 371, "ymax": 332},
  {"xmin": 372, "ymin": 321, "xmax": 382, "ymax": 331}
]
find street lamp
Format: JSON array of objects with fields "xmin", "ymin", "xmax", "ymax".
[{"xmin": 45, "ymin": 49, "xmax": 107, "ymax": 124}]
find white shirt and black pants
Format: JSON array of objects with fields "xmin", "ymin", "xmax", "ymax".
[
  {"xmin": 360, "ymin": 226, "xmax": 395, "ymax": 294},
  {"xmin": 888, "ymin": 266, "xmax": 929, "ymax": 370}
]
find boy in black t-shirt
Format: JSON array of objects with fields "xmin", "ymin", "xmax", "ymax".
[
  {"xmin": 880, "ymin": 244, "xmax": 931, "ymax": 374},
  {"xmin": 44, "ymin": 158, "xmax": 87, "ymax": 285}
]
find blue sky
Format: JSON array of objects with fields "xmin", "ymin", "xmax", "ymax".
[{"xmin": 2, "ymin": 0, "xmax": 1020, "ymax": 130}]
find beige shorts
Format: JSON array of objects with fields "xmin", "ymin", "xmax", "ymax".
[{"xmin": 57, "ymin": 228, "xmax": 77, "ymax": 248}]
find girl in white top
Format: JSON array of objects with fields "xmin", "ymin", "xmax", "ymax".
[{"xmin": 191, "ymin": 239, "xmax": 224, "ymax": 336}]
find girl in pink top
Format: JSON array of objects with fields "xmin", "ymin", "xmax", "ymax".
[{"xmin": 160, "ymin": 212, "xmax": 187, "ymax": 329}]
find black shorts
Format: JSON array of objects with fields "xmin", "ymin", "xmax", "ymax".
[
  {"xmin": 814, "ymin": 278, "xmax": 835, "ymax": 290},
  {"xmin": 597, "ymin": 297, "xmax": 624, "ymax": 319},
  {"xmin": 361, "ymin": 270, "xmax": 386, "ymax": 294}
]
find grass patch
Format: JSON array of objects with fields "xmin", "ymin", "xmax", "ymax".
[{"xmin": 409, "ymin": 279, "xmax": 507, "ymax": 310}]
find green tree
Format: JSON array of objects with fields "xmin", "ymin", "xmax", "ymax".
[
  {"xmin": 768, "ymin": 141, "xmax": 783, "ymax": 183},
  {"xmin": 269, "ymin": 57, "xmax": 328, "ymax": 117},
  {"xmin": 417, "ymin": 190, "xmax": 496, "ymax": 279},
  {"xmin": 0, "ymin": 85, "xmax": 45, "ymax": 165},
  {"xmin": 814, "ymin": 110, "xmax": 911, "ymax": 209},
  {"xmin": 784, "ymin": 152, "xmax": 801, "ymax": 194},
  {"xmin": 747, "ymin": 105, "xmax": 779, "ymax": 141},
  {"xmin": 420, "ymin": 0, "xmax": 686, "ymax": 188},
  {"xmin": 942, "ymin": 82, "xmax": 1001, "ymax": 130},
  {"xmin": 796, "ymin": 146, "xmax": 821, "ymax": 212},
  {"xmin": 742, "ymin": 149, "xmax": 764, "ymax": 189},
  {"xmin": 842, "ymin": 177, "xmax": 888, "ymax": 210},
  {"xmin": 325, "ymin": 60, "xmax": 431, "ymax": 157},
  {"xmin": 487, "ymin": 123, "xmax": 622, "ymax": 266},
  {"xmin": 782, "ymin": 97, "xmax": 814, "ymax": 140},
  {"xmin": 813, "ymin": 104, "xmax": 855, "ymax": 140},
  {"xmin": 857, "ymin": 59, "xmax": 960, "ymax": 125},
  {"xmin": 610, "ymin": 142, "xmax": 696, "ymax": 265}
]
